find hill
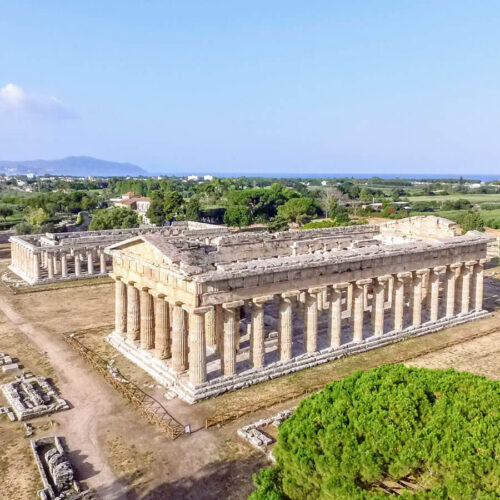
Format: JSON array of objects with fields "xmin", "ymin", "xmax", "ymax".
[{"xmin": 0, "ymin": 156, "xmax": 149, "ymax": 177}]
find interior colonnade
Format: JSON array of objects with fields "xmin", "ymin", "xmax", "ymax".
[{"xmin": 112, "ymin": 258, "xmax": 485, "ymax": 386}]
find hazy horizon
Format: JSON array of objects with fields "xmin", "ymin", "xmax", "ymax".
[{"xmin": 2, "ymin": 2, "xmax": 500, "ymax": 176}]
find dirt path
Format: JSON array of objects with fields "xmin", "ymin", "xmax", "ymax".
[{"xmin": 0, "ymin": 293, "xmax": 129, "ymax": 499}]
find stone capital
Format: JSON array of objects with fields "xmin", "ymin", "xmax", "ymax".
[
  {"xmin": 465, "ymin": 260, "xmax": 477, "ymax": 267},
  {"xmin": 396, "ymin": 271, "xmax": 412, "ymax": 280},
  {"xmin": 308, "ymin": 286, "xmax": 327, "ymax": 294},
  {"xmin": 281, "ymin": 290, "xmax": 300, "ymax": 299},
  {"xmin": 222, "ymin": 300, "xmax": 244, "ymax": 310},
  {"xmin": 356, "ymin": 278, "xmax": 373, "ymax": 286},
  {"xmin": 183, "ymin": 305, "xmax": 213, "ymax": 315},
  {"xmin": 433, "ymin": 266, "xmax": 447, "ymax": 274},
  {"xmin": 449, "ymin": 262, "xmax": 462, "ymax": 270},
  {"xmin": 479, "ymin": 258, "xmax": 487, "ymax": 266},
  {"xmin": 414, "ymin": 268, "xmax": 428, "ymax": 276},
  {"xmin": 252, "ymin": 294, "xmax": 274, "ymax": 305},
  {"xmin": 332, "ymin": 281, "xmax": 350, "ymax": 290},
  {"xmin": 376, "ymin": 274, "xmax": 392, "ymax": 283}
]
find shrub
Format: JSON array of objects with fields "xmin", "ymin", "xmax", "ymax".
[
  {"xmin": 277, "ymin": 198, "xmax": 318, "ymax": 225},
  {"xmin": 267, "ymin": 216, "xmax": 289, "ymax": 233},
  {"xmin": 458, "ymin": 211, "xmax": 485, "ymax": 232},
  {"xmin": 224, "ymin": 205, "xmax": 253, "ymax": 227},
  {"xmin": 250, "ymin": 365, "xmax": 500, "ymax": 499}
]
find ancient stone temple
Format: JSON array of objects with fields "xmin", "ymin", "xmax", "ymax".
[
  {"xmin": 9, "ymin": 222, "xmax": 226, "ymax": 284},
  {"xmin": 105, "ymin": 216, "xmax": 492, "ymax": 403}
]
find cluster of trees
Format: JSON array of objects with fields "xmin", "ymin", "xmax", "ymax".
[
  {"xmin": 2, "ymin": 190, "xmax": 100, "ymax": 217},
  {"xmin": 224, "ymin": 183, "xmax": 319, "ymax": 227},
  {"xmin": 88, "ymin": 207, "xmax": 139, "ymax": 230},
  {"xmin": 251, "ymin": 365, "xmax": 500, "ymax": 499}
]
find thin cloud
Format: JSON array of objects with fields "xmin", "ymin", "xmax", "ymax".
[{"xmin": 0, "ymin": 83, "xmax": 78, "ymax": 119}]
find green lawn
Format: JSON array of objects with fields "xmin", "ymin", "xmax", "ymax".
[{"xmin": 409, "ymin": 193, "xmax": 500, "ymax": 204}]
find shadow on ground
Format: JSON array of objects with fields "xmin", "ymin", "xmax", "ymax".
[{"xmin": 94, "ymin": 454, "xmax": 266, "ymax": 500}]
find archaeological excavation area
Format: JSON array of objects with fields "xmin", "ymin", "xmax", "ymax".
[{"xmin": 104, "ymin": 216, "xmax": 492, "ymax": 403}]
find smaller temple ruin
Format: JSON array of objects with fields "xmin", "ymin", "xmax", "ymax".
[
  {"xmin": 8, "ymin": 221, "xmax": 226, "ymax": 285},
  {"xmin": 1, "ymin": 373, "xmax": 69, "ymax": 420}
]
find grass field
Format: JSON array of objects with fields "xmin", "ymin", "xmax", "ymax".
[{"xmin": 409, "ymin": 193, "xmax": 500, "ymax": 204}]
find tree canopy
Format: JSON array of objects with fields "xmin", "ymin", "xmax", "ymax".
[
  {"xmin": 250, "ymin": 365, "xmax": 500, "ymax": 499},
  {"xmin": 89, "ymin": 207, "xmax": 139, "ymax": 230}
]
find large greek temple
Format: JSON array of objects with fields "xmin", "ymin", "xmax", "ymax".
[{"xmin": 105, "ymin": 216, "xmax": 492, "ymax": 403}]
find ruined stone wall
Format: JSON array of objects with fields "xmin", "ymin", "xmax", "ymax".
[{"xmin": 379, "ymin": 216, "xmax": 457, "ymax": 240}]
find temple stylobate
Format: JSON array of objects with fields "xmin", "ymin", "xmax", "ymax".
[{"xmin": 105, "ymin": 216, "xmax": 493, "ymax": 403}]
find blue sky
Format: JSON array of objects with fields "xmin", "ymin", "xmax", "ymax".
[{"xmin": 1, "ymin": 1, "xmax": 500, "ymax": 176}]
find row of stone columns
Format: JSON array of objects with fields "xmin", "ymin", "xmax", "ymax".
[
  {"xmin": 41, "ymin": 248, "xmax": 108, "ymax": 280},
  {"xmin": 11, "ymin": 241, "xmax": 110, "ymax": 282},
  {"xmin": 114, "ymin": 277, "xmax": 247, "ymax": 384},
  {"xmin": 11, "ymin": 242, "xmax": 40, "ymax": 281},
  {"xmin": 113, "ymin": 259, "xmax": 485, "ymax": 386}
]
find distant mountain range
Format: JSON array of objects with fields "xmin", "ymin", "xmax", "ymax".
[{"xmin": 0, "ymin": 156, "xmax": 149, "ymax": 177}]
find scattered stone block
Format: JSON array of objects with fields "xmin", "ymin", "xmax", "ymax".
[{"xmin": 2, "ymin": 363, "xmax": 20, "ymax": 373}]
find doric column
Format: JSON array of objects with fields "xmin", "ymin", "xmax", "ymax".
[
  {"xmin": 61, "ymin": 253, "xmax": 68, "ymax": 278},
  {"xmin": 126, "ymin": 284, "xmax": 140, "ymax": 341},
  {"xmin": 251, "ymin": 295, "xmax": 272, "ymax": 369},
  {"xmin": 472, "ymin": 260, "xmax": 485, "ymax": 312},
  {"xmin": 392, "ymin": 273, "xmax": 409, "ymax": 332},
  {"xmin": 372, "ymin": 275, "xmax": 390, "ymax": 336},
  {"xmin": 222, "ymin": 301, "xmax": 243, "ymax": 376},
  {"xmin": 445, "ymin": 264, "xmax": 460, "ymax": 317},
  {"xmin": 75, "ymin": 254, "xmax": 81, "ymax": 276},
  {"xmin": 33, "ymin": 253, "xmax": 40, "ymax": 281},
  {"xmin": 186, "ymin": 306, "xmax": 210, "ymax": 385},
  {"xmin": 347, "ymin": 283, "xmax": 353, "ymax": 313},
  {"xmin": 99, "ymin": 251, "xmax": 106, "ymax": 274},
  {"xmin": 205, "ymin": 307, "xmax": 216, "ymax": 347},
  {"xmin": 352, "ymin": 279, "xmax": 371, "ymax": 342},
  {"xmin": 411, "ymin": 270, "xmax": 426, "ymax": 327},
  {"xmin": 388, "ymin": 276, "xmax": 394, "ymax": 304},
  {"xmin": 329, "ymin": 283, "xmax": 348, "ymax": 347},
  {"xmin": 114, "ymin": 277, "xmax": 127, "ymax": 336},
  {"xmin": 47, "ymin": 255, "xmax": 54, "ymax": 279},
  {"xmin": 215, "ymin": 304, "xmax": 224, "ymax": 355},
  {"xmin": 422, "ymin": 271, "xmax": 430, "ymax": 308},
  {"xmin": 154, "ymin": 296, "xmax": 170, "ymax": 359},
  {"xmin": 306, "ymin": 288, "xmax": 323, "ymax": 353},
  {"xmin": 279, "ymin": 291, "xmax": 298, "ymax": 360},
  {"xmin": 171, "ymin": 303, "xmax": 188, "ymax": 372},
  {"xmin": 429, "ymin": 266, "xmax": 446, "ymax": 322},
  {"xmin": 140, "ymin": 288, "xmax": 154, "ymax": 350},
  {"xmin": 53, "ymin": 255, "xmax": 58, "ymax": 276},
  {"xmin": 87, "ymin": 251, "xmax": 94, "ymax": 275},
  {"xmin": 458, "ymin": 261, "xmax": 474, "ymax": 314}
]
